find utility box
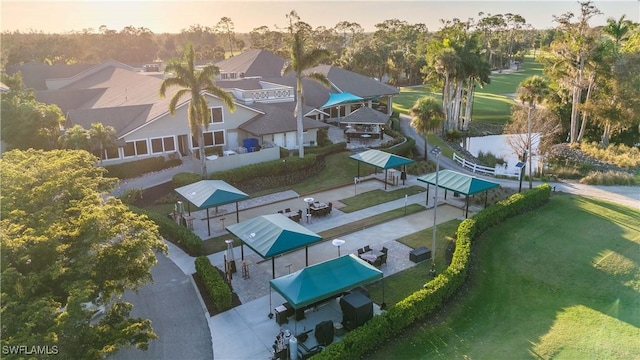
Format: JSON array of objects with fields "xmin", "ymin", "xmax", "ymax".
[
  {"xmin": 410, "ymin": 246, "xmax": 431, "ymax": 263},
  {"xmin": 340, "ymin": 291, "xmax": 373, "ymax": 330}
]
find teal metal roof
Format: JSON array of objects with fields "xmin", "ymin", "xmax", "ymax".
[
  {"xmin": 270, "ymin": 254, "xmax": 383, "ymax": 309},
  {"xmin": 322, "ymin": 92, "xmax": 364, "ymax": 108},
  {"xmin": 350, "ymin": 149, "xmax": 414, "ymax": 169},
  {"xmin": 226, "ymin": 214, "xmax": 322, "ymax": 258},
  {"xmin": 417, "ymin": 169, "xmax": 500, "ymax": 195},
  {"xmin": 175, "ymin": 180, "xmax": 249, "ymax": 208}
]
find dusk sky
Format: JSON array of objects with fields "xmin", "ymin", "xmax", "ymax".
[{"xmin": 2, "ymin": 1, "xmax": 639, "ymax": 34}]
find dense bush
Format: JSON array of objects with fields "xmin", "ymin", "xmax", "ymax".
[
  {"xmin": 580, "ymin": 170, "xmax": 637, "ymax": 185},
  {"xmin": 209, "ymin": 154, "xmax": 324, "ymax": 193},
  {"xmin": 120, "ymin": 188, "xmax": 143, "ymax": 204},
  {"xmin": 104, "ymin": 156, "xmax": 182, "ymax": 179},
  {"xmin": 578, "ymin": 142, "xmax": 640, "ymax": 169},
  {"xmin": 128, "ymin": 205, "xmax": 203, "ymax": 256},
  {"xmin": 195, "ymin": 256, "xmax": 232, "ymax": 311},
  {"xmin": 313, "ymin": 184, "xmax": 552, "ymax": 360},
  {"xmin": 384, "ymin": 136, "xmax": 416, "ymax": 158},
  {"xmin": 172, "ymin": 172, "xmax": 202, "ymax": 188}
]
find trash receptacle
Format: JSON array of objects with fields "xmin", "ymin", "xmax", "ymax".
[{"xmin": 289, "ymin": 336, "xmax": 298, "ymax": 360}]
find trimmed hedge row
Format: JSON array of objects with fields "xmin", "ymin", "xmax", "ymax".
[
  {"xmin": 195, "ymin": 256, "xmax": 232, "ymax": 311},
  {"xmin": 172, "ymin": 172, "xmax": 202, "ymax": 188},
  {"xmin": 209, "ymin": 154, "xmax": 323, "ymax": 193},
  {"xmin": 104, "ymin": 156, "xmax": 181, "ymax": 179},
  {"xmin": 128, "ymin": 205, "xmax": 203, "ymax": 256},
  {"xmin": 313, "ymin": 184, "xmax": 552, "ymax": 359}
]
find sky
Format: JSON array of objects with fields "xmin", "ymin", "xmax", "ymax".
[{"xmin": 2, "ymin": 0, "xmax": 639, "ymax": 34}]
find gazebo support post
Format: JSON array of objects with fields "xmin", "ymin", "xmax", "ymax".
[
  {"xmin": 272, "ymin": 258, "xmax": 275, "ymax": 279},
  {"xmin": 444, "ymin": 190, "xmax": 447, "ymax": 199},
  {"xmin": 384, "ymin": 169, "xmax": 388, "ymax": 190},
  {"xmin": 187, "ymin": 202, "xmax": 191, "ymax": 216},
  {"xmin": 206, "ymin": 208, "xmax": 211, "ymax": 236},
  {"xmin": 357, "ymin": 162, "xmax": 360, "ymax": 178},
  {"xmin": 305, "ymin": 247, "xmax": 309, "ymax": 266},
  {"xmin": 235, "ymin": 202, "xmax": 240, "ymax": 223},
  {"xmin": 268, "ymin": 287, "xmax": 273, "ymax": 318},
  {"xmin": 465, "ymin": 196, "xmax": 469, "ymax": 218},
  {"xmin": 241, "ymin": 244, "xmax": 244, "ymax": 260}
]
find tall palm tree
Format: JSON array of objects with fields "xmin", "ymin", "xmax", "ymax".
[
  {"xmin": 88, "ymin": 122, "xmax": 116, "ymax": 166},
  {"xmin": 516, "ymin": 75, "xmax": 549, "ymax": 189},
  {"xmin": 160, "ymin": 43, "xmax": 235, "ymax": 177},
  {"xmin": 282, "ymin": 29, "xmax": 331, "ymax": 158},
  {"xmin": 410, "ymin": 96, "xmax": 444, "ymax": 161}
]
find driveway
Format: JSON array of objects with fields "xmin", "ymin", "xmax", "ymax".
[{"xmin": 110, "ymin": 253, "xmax": 212, "ymax": 360}]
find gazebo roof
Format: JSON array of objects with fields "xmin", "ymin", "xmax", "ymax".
[
  {"xmin": 417, "ymin": 169, "xmax": 500, "ymax": 195},
  {"xmin": 174, "ymin": 180, "xmax": 249, "ymax": 208},
  {"xmin": 226, "ymin": 214, "xmax": 323, "ymax": 258},
  {"xmin": 342, "ymin": 106, "xmax": 389, "ymax": 125},
  {"xmin": 321, "ymin": 92, "xmax": 364, "ymax": 108},
  {"xmin": 269, "ymin": 254, "xmax": 382, "ymax": 309},
  {"xmin": 350, "ymin": 149, "xmax": 414, "ymax": 169}
]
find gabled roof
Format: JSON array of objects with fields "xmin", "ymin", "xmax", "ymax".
[
  {"xmin": 5, "ymin": 62, "xmax": 96, "ymax": 91},
  {"xmin": 342, "ymin": 106, "xmax": 389, "ymax": 125},
  {"xmin": 226, "ymin": 214, "xmax": 322, "ymax": 259},
  {"xmin": 305, "ymin": 64, "xmax": 399, "ymax": 98},
  {"xmin": 239, "ymin": 102, "xmax": 329, "ymax": 136},
  {"xmin": 215, "ymin": 49, "xmax": 286, "ymax": 78},
  {"xmin": 174, "ymin": 180, "xmax": 249, "ymax": 208},
  {"xmin": 417, "ymin": 169, "xmax": 500, "ymax": 195},
  {"xmin": 36, "ymin": 88, "xmax": 106, "ymax": 114},
  {"xmin": 270, "ymin": 254, "xmax": 383, "ymax": 309},
  {"xmin": 350, "ymin": 149, "xmax": 414, "ymax": 169}
]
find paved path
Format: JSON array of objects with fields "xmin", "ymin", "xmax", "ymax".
[{"xmin": 112, "ymin": 126, "xmax": 638, "ymax": 359}]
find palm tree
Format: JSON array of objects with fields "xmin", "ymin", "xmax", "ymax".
[
  {"xmin": 88, "ymin": 122, "xmax": 116, "ymax": 166},
  {"xmin": 160, "ymin": 43, "xmax": 235, "ymax": 177},
  {"xmin": 516, "ymin": 75, "xmax": 549, "ymax": 189},
  {"xmin": 410, "ymin": 97, "xmax": 444, "ymax": 161},
  {"xmin": 282, "ymin": 29, "xmax": 331, "ymax": 158},
  {"xmin": 59, "ymin": 124, "xmax": 89, "ymax": 150}
]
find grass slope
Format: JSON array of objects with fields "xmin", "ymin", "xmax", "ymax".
[{"xmin": 370, "ymin": 195, "xmax": 640, "ymax": 359}]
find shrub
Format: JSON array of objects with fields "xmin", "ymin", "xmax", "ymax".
[
  {"xmin": 120, "ymin": 188, "xmax": 143, "ymax": 205},
  {"xmin": 195, "ymin": 256, "xmax": 232, "ymax": 311},
  {"xmin": 172, "ymin": 172, "xmax": 202, "ymax": 188},
  {"xmin": 477, "ymin": 150, "xmax": 506, "ymax": 167},
  {"xmin": 104, "ymin": 156, "xmax": 181, "ymax": 179},
  {"xmin": 314, "ymin": 184, "xmax": 552, "ymax": 360},
  {"xmin": 580, "ymin": 170, "xmax": 637, "ymax": 185},
  {"xmin": 128, "ymin": 205, "xmax": 203, "ymax": 256}
]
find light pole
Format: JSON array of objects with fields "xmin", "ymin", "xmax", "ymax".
[{"xmin": 430, "ymin": 146, "xmax": 441, "ymax": 277}]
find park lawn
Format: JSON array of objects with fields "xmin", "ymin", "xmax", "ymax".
[
  {"xmin": 393, "ymin": 55, "xmax": 545, "ymax": 124},
  {"xmin": 339, "ymin": 185, "xmax": 426, "ymax": 213},
  {"xmin": 370, "ymin": 195, "xmax": 640, "ymax": 359},
  {"xmin": 367, "ymin": 219, "xmax": 462, "ymax": 306}
]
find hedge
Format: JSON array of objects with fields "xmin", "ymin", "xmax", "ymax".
[
  {"xmin": 195, "ymin": 256, "xmax": 232, "ymax": 311},
  {"xmin": 209, "ymin": 154, "xmax": 324, "ymax": 193},
  {"xmin": 127, "ymin": 205, "xmax": 203, "ymax": 256},
  {"xmin": 313, "ymin": 184, "xmax": 552, "ymax": 359},
  {"xmin": 172, "ymin": 172, "xmax": 202, "ymax": 188},
  {"xmin": 104, "ymin": 156, "xmax": 181, "ymax": 179}
]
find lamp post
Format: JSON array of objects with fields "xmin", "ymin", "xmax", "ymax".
[{"xmin": 430, "ymin": 146, "xmax": 441, "ymax": 277}]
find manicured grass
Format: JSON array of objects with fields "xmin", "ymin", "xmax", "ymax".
[
  {"xmin": 370, "ymin": 195, "xmax": 640, "ymax": 359},
  {"xmin": 393, "ymin": 55, "xmax": 545, "ymax": 124},
  {"xmin": 339, "ymin": 186, "xmax": 426, "ymax": 213},
  {"xmin": 367, "ymin": 219, "xmax": 462, "ymax": 306},
  {"xmin": 200, "ymin": 204, "xmax": 427, "ymax": 255}
]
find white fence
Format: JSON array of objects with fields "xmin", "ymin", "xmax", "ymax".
[
  {"xmin": 202, "ymin": 145, "xmax": 280, "ymax": 174},
  {"xmin": 453, "ymin": 153, "xmax": 520, "ymax": 179}
]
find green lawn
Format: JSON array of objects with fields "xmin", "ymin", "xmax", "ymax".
[
  {"xmin": 339, "ymin": 186, "xmax": 425, "ymax": 213},
  {"xmin": 393, "ymin": 55, "xmax": 545, "ymax": 124},
  {"xmin": 370, "ymin": 195, "xmax": 640, "ymax": 359}
]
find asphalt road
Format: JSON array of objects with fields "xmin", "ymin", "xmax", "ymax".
[{"xmin": 110, "ymin": 253, "xmax": 213, "ymax": 360}]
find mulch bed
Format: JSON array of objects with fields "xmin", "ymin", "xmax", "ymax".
[
  {"xmin": 192, "ymin": 269, "xmax": 242, "ymax": 317},
  {"xmin": 133, "ymin": 182, "xmax": 175, "ymax": 207}
]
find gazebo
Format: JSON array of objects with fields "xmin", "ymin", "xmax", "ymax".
[
  {"xmin": 226, "ymin": 214, "xmax": 323, "ymax": 279},
  {"xmin": 174, "ymin": 180, "xmax": 250, "ymax": 236},
  {"xmin": 350, "ymin": 149, "xmax": 415, "ymax": 189},
  {"xmin": 417, "ymin": 169, "xmax": 500, "ymax": 218},
  {"xmin": 341, "ymin": 106, "xmax": 389, "ymax": 140}
]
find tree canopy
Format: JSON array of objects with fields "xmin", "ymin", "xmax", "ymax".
[{"xmin": 0, "ymin": 149, "xmax": 167, "ymax": 359}]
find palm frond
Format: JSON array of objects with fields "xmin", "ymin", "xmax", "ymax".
[
  {"xmin": 306, "ymin": 72, "xmax": 331, "ymax": 88},
  {"xmin": 168, "ymin": 89, "xmax": 190, "ymax": 114}
]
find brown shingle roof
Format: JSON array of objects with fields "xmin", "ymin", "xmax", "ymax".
[
  {"xmin": 215, "ymin": 49, "xmax": 286, "ymax": 78},
  {"xmin": 239, "ymin": 102, "xmax": 328, "ymax": 136},
  {"xmin": 342, "ymin": 106, "xmax": 389, "ymax": 125},
  {"xmin": 305, "ymin": 65, "xmax": 399, "ymax": 98}
]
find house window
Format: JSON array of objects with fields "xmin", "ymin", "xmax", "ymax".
[
  {"xmin": 151, "ymin": 136, "xmax": 176, "ymax": 153},
  {"xmin": 210, "ymin": 107, "xmax": 223, "ymax": 123},
  {"xmin": 123, "ymin": 139, "xmax": 148, "ymax": 157},
  {"xmin": 204, "ymin": 130, "xmax": 225, "ymax": 146}
]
